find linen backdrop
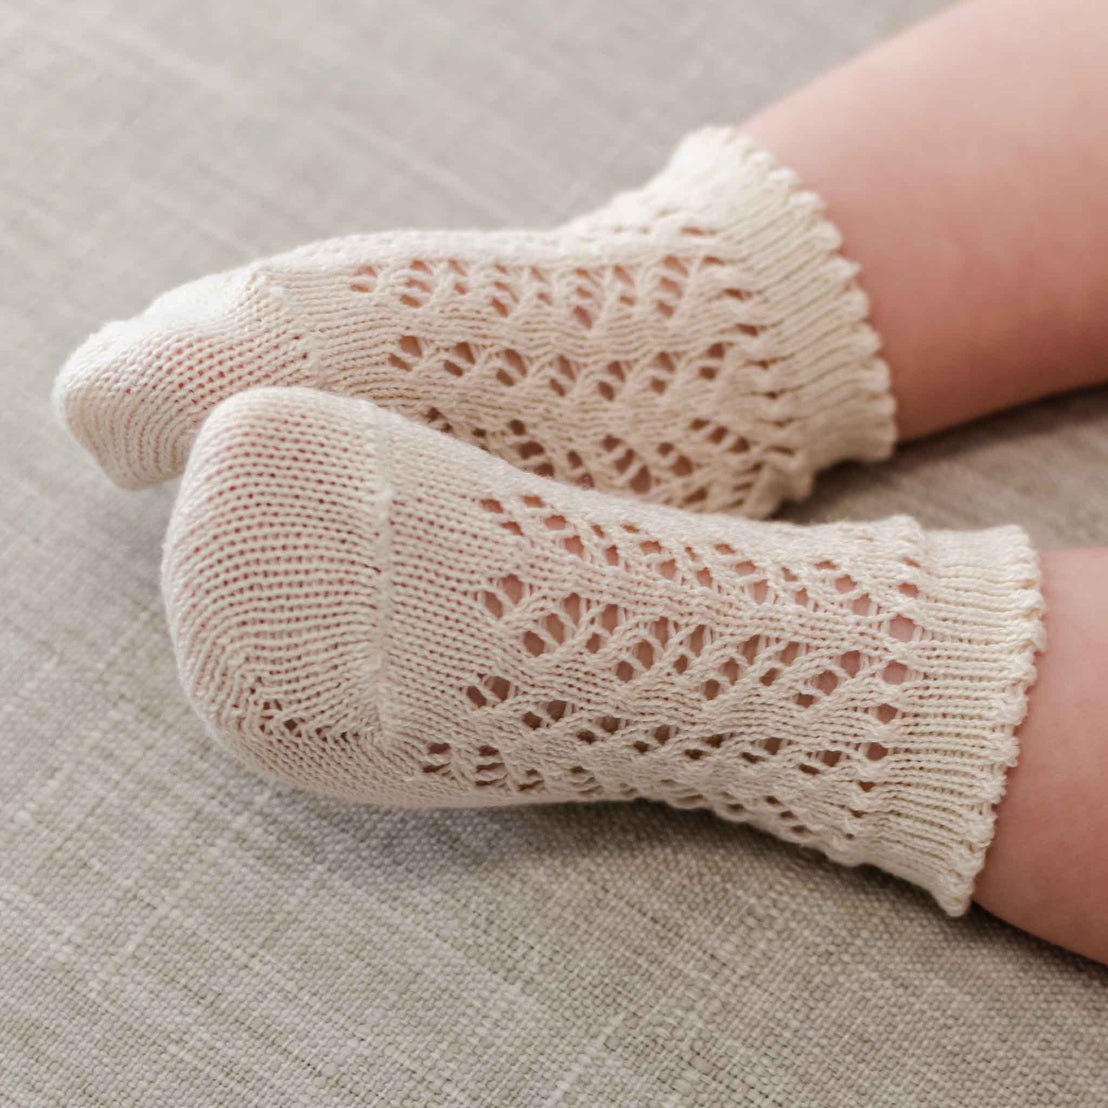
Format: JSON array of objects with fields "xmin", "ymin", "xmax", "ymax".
[{"xmin": 3, "ymin": 0, "xmax": 1107, "ymax": 1104}]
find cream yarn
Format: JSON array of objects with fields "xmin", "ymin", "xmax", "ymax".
[
  {"xmin": 164, "ymin": 387, "xmax": 1043, "ymax": 915},
  {"xmin": 56, "ymin": 127, "xmax": 895, "ymax": 516}
]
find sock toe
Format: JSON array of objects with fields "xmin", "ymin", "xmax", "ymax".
[
  {"xmin": 54, "ymin": 268, "xmax": 322, "ymax": 487},
  {"xmin": 162, "ymin": 387, "xmax": 392, "ymax": 796}
]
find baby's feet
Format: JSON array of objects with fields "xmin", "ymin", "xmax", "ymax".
[
  {"xmin": 164, "ymin": 386, "xmax": 1042, "ymax": 915},
  {"xmin": 56, "ymin": 128, "xmax": 894, "ymax": 516}
]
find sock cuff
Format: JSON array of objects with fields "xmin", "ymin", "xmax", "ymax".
[
  {"xmin": 575, "ymin": 126, "xmax": 899, "ymax": 515},
  {"xmin": 825, "ymin": 519, "xmax": 1046, "ymax": 915}
]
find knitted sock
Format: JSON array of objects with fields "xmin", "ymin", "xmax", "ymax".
[
  {"xmin": 164, "ymin": 387, "xmax": 1043, "ymax": 915},
  {"xmin": 57, "ymin": 127, "xmax": 895, "ymax": 516}
]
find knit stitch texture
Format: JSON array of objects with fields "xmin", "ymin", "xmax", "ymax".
[
  {"xmin": 56, "ymin": 127, "xmax": 896, "ymax": 516},
  {"xmin": 164, "ymin": 387, "xmax": 1043, "ymax": 915}
]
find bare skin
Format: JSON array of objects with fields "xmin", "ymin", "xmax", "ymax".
[
  {"xmin": 744, "ymin": 0, "xmax": 1108, "ymax": 961},
  {"xmin": 744, "ymin": 0, "xmax": 1108, "ymax": 443},
  {"xmin": 975, "ymin": 550, "xmax": 1108, "ymax": 964}
]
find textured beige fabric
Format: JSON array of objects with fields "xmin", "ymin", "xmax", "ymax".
[
  {"xmin": 166, "ymin": 388, "xmax": 1042, "ymax": 916},
  {"xmin": 56, "ymin": 127, "xmax": 895, "ymax": 515},
  {"xmin": 4, "ymin": 0, "xmax": 1108, "ymax": 1105}
]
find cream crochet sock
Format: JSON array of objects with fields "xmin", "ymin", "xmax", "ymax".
[
  {"xmin": 57, "ymin": 127, "xmax": 895, "ymax": 516},
  {"xmin": 164, "ymin": 387, "xmax": 1043, "ymax": 915}
]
